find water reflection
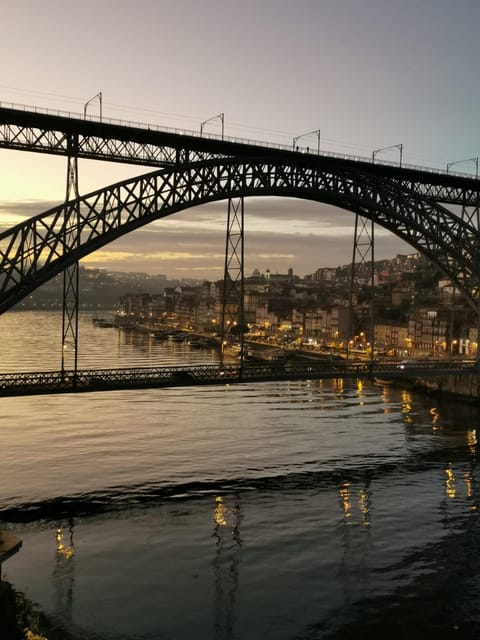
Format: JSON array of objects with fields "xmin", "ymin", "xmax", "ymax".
[
  {"xmin": 338, "ymin": 480, "xmax": 373, "ymax": 607},
  {"xmin": 358, "ymin": 488, "xmax": 371, "ymax": 527},
  {"xmin": 401, "ymin": 390, "xmax": 413, "ymax": 424},
  {"xmin": 379, "ymin": 383, "xmax": 391, "ymax": 413},
  {"xmin": 356, "ymin": 379, "xmax": 365, "ymax": 406},
  {"xmin": 339, "ymin": 481, "xmax": 352, "ymax": 524},
  {"xmin": 212, "ymin": 496, "xmax": 242, "ymax": 640},
  {"xmin": 53, "ymin": 519, "xmax": 75, "ymax": 622},
  {"xmin": 332, "ymin": 377, "xmax": 344, "ymax": 397},
  {"xmin": 464, "ymin": 428, "xmax": 478, "ymax": 512},
  {"xmin": 444, "ymin": 465, "xmax": 456, "ymax": 499},
  {"xmin": 338, "ymin": 481, "xmax": 372, "ymax": 527},
  {"xmin": 467, "ymin": 429, "xmax": 477, "ymax": 456},
  {"xmin": 430, "ymin": 406, "xmax": 440, "ymax": 432}
]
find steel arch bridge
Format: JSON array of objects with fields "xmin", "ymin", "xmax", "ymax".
[
  {"xmin": 0, "ymin": 104, "xmax": 480, "ymax": 316},
  {"xmin": 1, "ymin": 157, "xmax": 480, "ymax": 314}
]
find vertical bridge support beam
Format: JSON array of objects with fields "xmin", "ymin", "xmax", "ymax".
[
  {"xmin": 458, "ymin": 197, "xmax": 480, "ymax": 363},
  {"xmin": 61, "ymin": 148, "xmax": 80, "ymax": 377},
  {"xmin": 220, "ymin": 197, "xmax": 245, "ymax": 372},
  {"xmin": 348, "ymin": 210, "xmax": 375, "ymax": 363}
]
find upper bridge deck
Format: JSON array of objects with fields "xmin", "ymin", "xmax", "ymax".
[{"xmin": 0, "ymin": 102, "xmax": 478, "ymax": 205}]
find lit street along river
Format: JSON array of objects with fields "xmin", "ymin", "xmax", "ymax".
[{"xmin": 1, "ymin": 311, "xmax": 480, "ymax": 639}]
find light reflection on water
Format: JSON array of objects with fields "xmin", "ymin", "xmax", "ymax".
[{"xmin": 1, "ymin": 311, "xmax": 480, "ymax": 639}]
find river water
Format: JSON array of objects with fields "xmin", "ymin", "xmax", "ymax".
[{"xmin": 1, "ymin": 311, "xmax": 480, "ymax": 639}]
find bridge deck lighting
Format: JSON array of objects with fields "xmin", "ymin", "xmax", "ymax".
[
  {"xmin": 83, "ymin": 91, "xmax": 103, "ymax": 121},
  {"xmin": 372, "ymin": 144, "xmax": 403, "ymax": 167},
  {"xmin": 292, "ymin": 129, "xmax": 321, "ymax": 153},
  {"xmin": 200, "ymin": 113, "xmax": 224, "ymax": 140},
  {"xmin": 446, "ymin": 157, "xmax": 478, "ymax": 179}
]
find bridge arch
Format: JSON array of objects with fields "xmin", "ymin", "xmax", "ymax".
[{"xmin": 1, "ymin": 156, "xmax": 480, "ymax": 313}]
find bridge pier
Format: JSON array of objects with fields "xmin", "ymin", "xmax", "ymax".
[
  {"xmin": 220, "ymin": 197, "xmax": 245, "ymax": 367},
  {"xmin": 348, "ymin": 210, "xmax": 376, "ymax": 364},
  {"xmin": 61, "ymin": 151, "xmax": 80, "ymax": 376}
]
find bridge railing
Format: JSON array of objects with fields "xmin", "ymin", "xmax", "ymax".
[
  {"xmin": 1, "ymin": 101, "xmax": 478, "ymax": 181},
  {"xmin": 0, "ymin": 359, "xmax": 477, "ymax": 396}
]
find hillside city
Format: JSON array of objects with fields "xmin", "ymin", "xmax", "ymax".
[{"xmin": 21, "ymin": 252, "xmax": 478, "ymax": 359}]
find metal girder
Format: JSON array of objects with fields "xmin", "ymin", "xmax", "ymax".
[
  {"xmin": 459, "ymin": 204, "xmax": 480, "ymax": 230},
  {"xmin": 399, "ymin": 179, "xmax": 480, "ymax": 206},
  {"xmin": 0, "ymin": 360, "xmax": 476, "ymax": 397},
  {"xmin": 220, "ymin": 197, "xmax": 245, "ymax": 364},
  {"xmin": 0, "ymin": 120, "xmax": 220, "ymax": 167},
  {"xmin": 1, "ymin": 158, "xmax": 480, "ymax": 313},
  {"xmin": 348, "ymin": 210, "xmax": 375, "ymax": 357},
  {"xmin": 61, "ymin": 260, "xmax": 78, "ymax": 373},
  {"xmin": 61, "ymin": 153, "xmax": 80, "ymax": 374},
  {"xmin": 0, "ymin": 106, "xmax": 229, "ymax": 167},
  {"xmin": 0, "ymin": 106, "xmax": 479, "ymax": 204}
]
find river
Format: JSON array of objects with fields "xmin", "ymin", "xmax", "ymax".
[{"xmin": 1, "ymin": 311, "xmax": 479, "ymax": 639}]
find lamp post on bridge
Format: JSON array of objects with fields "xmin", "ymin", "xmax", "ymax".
[
  {"xmin": 83, "ymin": 92, "xmax": 103, "ymax": 121},
  {"xmin": 446, "ymin": 157, "xmax": 479, "ymax": 179},
  {"xmin": 292, "ymin": 129, "xmax": 321, "ymax": 154},
  {"xmin": 200, "ymin": 113, "xmax": 225, "ymax": 140},
  {"xmin": 372, "ymin": 144, "xmax": 403, "ymax": 167}
]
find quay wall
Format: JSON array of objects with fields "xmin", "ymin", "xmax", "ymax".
[{"xmin": 415, "ymin": 374, "xmax": 480, "ymax": 402}]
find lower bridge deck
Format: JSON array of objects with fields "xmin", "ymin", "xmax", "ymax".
[{"xmin": 0, "ymin": 359, "xmax": 477, "ymax": 397}]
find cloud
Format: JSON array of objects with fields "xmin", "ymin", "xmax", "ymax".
[
  {"xmin": 81, "ymin": 249, "xmax": 225, "ymax": 264},
  {"xmin": 182, "ymin": 198, "xmax": 356, "ymax": 231},
  {"xmin": 0, "ymin": 199, "xmax": 61, "ymax": 230},
  {"xmin": 1, "ymin": 196, "xmax": 410, "ymax": 278}
]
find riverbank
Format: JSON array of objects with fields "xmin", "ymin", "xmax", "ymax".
[
  {"xmin": 415, "ymin": 373, "xmax": 480, "ymax": 403},
  {"xmin": 118, "ymin": 320, "xmax": 480, "ymax": 400},
  {"xmin": 0, "ymin": 581, "xmax": 22, "ymax": 640},
  {"xmin": 375, "ymin": 372, "xmax": 480, "ymax": 405},
  {"xmin": 0, "ymin": 578, "xmax": 60, "ymax": 640}
]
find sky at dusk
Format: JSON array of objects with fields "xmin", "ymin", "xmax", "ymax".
[{"xmin": 1, "ymin": 0, "xmax": 479, "ymax": 279}]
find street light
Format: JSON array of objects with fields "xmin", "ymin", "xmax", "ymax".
[
  {"xmin": 200, "ymin": 113, "xmax": 224, "ymax": 140},
  {"xmin": 83, "ymin": 92, "xmax": 103, "ymax": 121},
  {"xmin": 292, "ymin": 129, "xmax": 321, "ymax": 154},
  {"xmin": 446, "ymin": 157, "xmax": 479, "ymax": 179},
  {"xmin": 372, "ymin": 143, "xmax": 403, "ymax": 167}
]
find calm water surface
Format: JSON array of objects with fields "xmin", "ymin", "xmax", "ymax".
[{"xmin": 1, "ymin": 311, "xmax": 480, "ymax": 639}]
